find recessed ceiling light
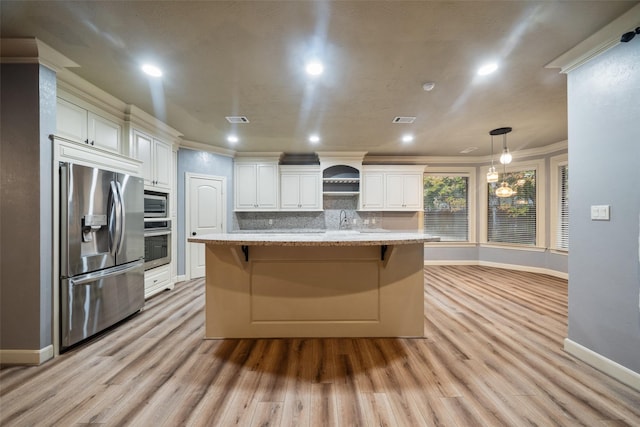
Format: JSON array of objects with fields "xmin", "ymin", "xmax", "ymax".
[
  {"xmin": 227, "ymin": 135, "xmax": 239, "ymax": 144},
  {"xmin": 477, "ymin": 62, "xmax": 498, "ymax": 76},
  {"xmin": 141, "ymin": 64, "xmax": 162, "ymax": 77},
  {"xmin": 309, "ymin": 134, "xmax": 320, "ymax": 144},
  {"xmin": 305, "ymin": 61, "xmax": 324, "ymax": 76},
  {"xmin": 402, "ymin": 134, "xmax": 414, "ymax": 143}
]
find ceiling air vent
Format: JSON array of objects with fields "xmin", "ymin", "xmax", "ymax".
[
  {"xmin": 225, "ymin": 116, "xmax": 250, "ymax": 123},
  {"xmin": 392, "ymin": 116, "xmax": 416, "ymax": 124}
]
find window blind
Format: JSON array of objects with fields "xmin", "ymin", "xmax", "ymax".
[
  {"xmin": 557, "ymin": 164, "xmax": 569, "ymax": 250},
  {"xmin": 424, "ymin": 175, "xmax": 469, "ymax": 241},
  {"xmin": 487, "ymin": 169, "xmax": 536, "ymax": 245}
]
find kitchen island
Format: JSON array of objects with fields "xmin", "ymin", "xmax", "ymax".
[{"xmin": 188, "ymin": 231, "xmax": 436, "ymax": 338}]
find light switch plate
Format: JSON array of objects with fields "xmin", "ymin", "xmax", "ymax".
[{"xmin": 591, "ymin": 205, "xmax": 610, "ymax": 221}]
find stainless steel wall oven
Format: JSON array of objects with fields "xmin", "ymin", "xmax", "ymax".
[
  {"xmin": 144, "ymin": 219, "xmax": 171, "ymax": 270},
  {"xmin": 143, "ymin": 190, "xmax": 169, "ymax": 218}
]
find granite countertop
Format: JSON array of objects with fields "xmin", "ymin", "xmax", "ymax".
[{"xmin": 188, "ymin": 230, "xmax": 440, "ymax": 247}]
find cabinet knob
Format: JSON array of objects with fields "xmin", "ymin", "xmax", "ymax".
[
  {"xmin": 90, "ymin": 140, "xmax": 95, "ymax": 146},
  {"xmin": 192, "ymin": 232, "xmax": 196, "ymax": 236},
  {"xmin": 84, "ymin": 139, "xmax": 89, "ymax": 144}
]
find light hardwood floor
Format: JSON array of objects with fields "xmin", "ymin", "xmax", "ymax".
[{"xmin": 1, "ymin": 266, "xmax": 639, "ymax": 426}]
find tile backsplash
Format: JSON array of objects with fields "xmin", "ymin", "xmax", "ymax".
[{"xmin": 233, "ymin": 195, "xmax": 418, "ymax": 231}]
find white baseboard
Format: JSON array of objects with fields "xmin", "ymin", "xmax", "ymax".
[
  {"xmin": 0, "ymin": 345, "xmax": 54, "ymax": 365},
  {"xmin": 564, "ymin": 338, "xmax": 640, "ymax": 392},
  {"xmin": 423, "ymin": 259, "xmax": 568, "ymax": 280},
  {"xmin": 176, "ymin": 274, "xmax": 186, "ymax": 283}
]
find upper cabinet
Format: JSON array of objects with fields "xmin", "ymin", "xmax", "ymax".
[
  {"xmin": 56, "ymin": 98, "xmax": 122, "ymax": 153},
  {"xmin": 234, "ymin": 160, "xmax": 279, "ymax": 211},
  {"xmin": 361, "ymin": 165, "xmax": 425, "ymax": 211},
  {"xmin": 360, "ymin": 171, "xmax": 384, "ymax": 210},
  {"xmin": 280, "ymin": 165, "xmax": 322, "ymax": 211},
  {"xmin": 130, "ymin": 130, "xmax": 172, "ymax": 190}
]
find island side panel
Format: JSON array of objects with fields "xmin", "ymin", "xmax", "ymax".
[{"xmin": 204, "ymin": 243, "xmax": 425, "ymax": 338}]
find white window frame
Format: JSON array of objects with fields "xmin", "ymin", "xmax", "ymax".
[
  {"xmin": 423, "ymin": 166, "xmax": 476, "ymax": 246},
  {"xmin": 480, "ymin": 159, "xmax": 546, "ymax": 249},
  {"xmin": 550, "ymin": 154, "xmax": 569, "ymax": 252}
]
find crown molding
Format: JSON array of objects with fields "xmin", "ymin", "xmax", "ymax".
[
  {"xmin": 180, "ymin": 139, "xmax": 236, "ymax": 158},
  {"xmin": 365, "ymin": 140, "xmax": 567, "ymax": 165},
  {"xmin": 0, "ymin": 38, "xmax": 78, "ymax": 72},
  {"xmin": 546, "ymin": 4, "xmax": 640, "ymax": 74},
  {"xmin": 126, "ymin": 105, "xmax": 183, "ymax": 141}
]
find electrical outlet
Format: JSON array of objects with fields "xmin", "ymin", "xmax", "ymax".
[
  {"xmin": 364, "ymin": 219, "xmax": 369, "ymax": 225},
  {"xmin": 372, "ymin": 218, "xmax": 376, "ymax": 225},
  {"xmin": 268, "ymin": 219, "xmax": 273, "ymax": 225}
]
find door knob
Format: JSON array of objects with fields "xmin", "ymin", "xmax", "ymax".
[{"xmin": 192, "ymin": 232, "xmax": 196, "ymax": 236}]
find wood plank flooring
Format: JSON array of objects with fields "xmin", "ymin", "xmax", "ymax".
[{"xmin": 1, "ymin": 265, "xmax": 639, "ymax": 426}]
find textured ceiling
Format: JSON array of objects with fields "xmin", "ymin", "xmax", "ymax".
[{"xmin": 1, "ymin": 1, "xmax": 637, "ymax": 156}]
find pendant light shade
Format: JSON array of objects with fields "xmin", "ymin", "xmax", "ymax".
[
  {"xmin": 486, "ymin": 166, "xmax": 499, "ymax": 183},
  {"xmin": 499, "ymin": 147, "xmax": 512, "ymax": 164},
  {"xmin": 495, "ymin": 181, "xmax": 515, "ymax": 198},
  {"xmin": 489, "ymin": 127, "xmax": 514, "ymax": 197}
]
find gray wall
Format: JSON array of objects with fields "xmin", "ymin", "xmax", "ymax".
[
  {"xmin": 567, "ymin": 41, "xmax": 640, "ymax": 373},
  {"xmin": 0, "ymin": 63, "xmax": 55, "ymax": 350},
  {"xmin": 177, "ymin": 148, "xmax": 234, "ymax": 276}
]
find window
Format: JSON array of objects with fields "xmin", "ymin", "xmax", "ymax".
[
  {"xmin": 487, "ymin": 169, "xmax": 537, "ymax": 245},
  {"xmin": 550, "ymin": 155, "xmax": 568, "ymax": 251},
  {"xmin": 557, "ymin": 164, "xmax": 569, "ymax": 249},
  {"xmin": 424, "ymin": 175, "xmax": 469, "ymax": 241}
]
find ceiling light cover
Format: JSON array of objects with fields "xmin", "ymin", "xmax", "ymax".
[
  {"xmin": 478, "ymin": 63, "xmax": 498, "ymax": 76},
  {"xmin": 402, "ymin": 134, "xmax": 414, "ymax": 143},
  {"xmin": 141, "ymin": 64, "xmax": 162, "ymax": 77},
  {"xmin": 309, "ymin": 134, "xmax": 320, "ymax": 144},
  {"xmin": 227, "ymin": 135, "xmax": 239, "ymax": 143},
  {"xmin": 305, "ymin": 61, "xmax": 324, "ymax": 76}
]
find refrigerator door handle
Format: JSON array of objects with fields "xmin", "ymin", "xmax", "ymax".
[
  {"xmin": 109, "ymin": 181, "xmax": 122, "ymax": 257},
  {"xmin": 115, "ymin": 180, "xmax": 126, "ymax": 256},
  {"xmin": 70, "ymin": 259, "xmax": 144, "ymax": 286}
]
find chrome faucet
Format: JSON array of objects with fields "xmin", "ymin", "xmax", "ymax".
[{"xmin": 339, "ymin": 210, "xmax": 348, "ymax": 229}]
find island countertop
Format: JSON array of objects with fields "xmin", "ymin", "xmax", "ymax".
[{"xmin": 188, "ymin": 230, "xmax": 439, "ymax": 247}]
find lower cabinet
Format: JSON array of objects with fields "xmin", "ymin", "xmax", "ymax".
[{"xmin": 144, "ymin": 265, "xmax": 174, "ymax": 299}]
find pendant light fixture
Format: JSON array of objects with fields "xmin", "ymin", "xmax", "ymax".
[
  {"xmin": 486, "ymin": 131, "xmax": 499, "ymax": 182},
  {"xmin": 497, "ymin": 126, "xmax": 513, "ymax": 164},
  {"xmin": 490, "ymin": 127, "xmax": 515, "ymax": 198}
]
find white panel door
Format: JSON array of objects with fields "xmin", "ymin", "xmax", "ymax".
[
  {"xmin": 299, "ymin": 173, "xmax": 321, "ymax": 209},
  {"xmin": 153, "ymin": 140, "xmax": 172, "ymax": 189},
  {"xmin": 256, "ymin": 163, "xmax": 278, "ymax": 208},
  {"xmin": 189, "ymin": 176, "xmax": 224, "ymax": 279},
  {"xmin": 385, "ymin": 174, "xmax": 405, "ymax": 209},
  {"xmin": 402, "ymin": 174, "xmax": 423, "ymax": 210},
  {"xmin": 130, "ymin": 131, "xmax": 154, "ymax": 185},
  {"xmin": 280, "ymin": 174, "xmax": 301, "ymax": 209},
  {"xmin": 56, "ymin": 98, "xmax": 87, "ymax": 143},
  {"xmin": 235, "ymin": 164, "xmax": 258, "ymax": 210},
  {"xmin": 88, "ymin": 112, "xmax": 121, "ymax": 152},
  {"xmin": 361, "ymin": 172, "xmax": 384, "ymax": 210}
]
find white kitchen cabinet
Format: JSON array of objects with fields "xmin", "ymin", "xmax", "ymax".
[
  {"xmin": 360, "ymin": 165, "xmax": 425, "ymax": 211},
  {"xmin": 57, "ymin": 98, "xmax": 122, "ymax": 153},
  {"xmin": 385, "ymin": 173, "xmax": 423, "ymax": 210},
  {"xmin": 130, "ymin": 130, "xmax": 172, "ymax": 190},
  {"xmin": 360, "ymin": 171, "xmax": 384, "ymax": 210},
  {"xmin": 144, "ymin": 264, "xmax": 174, "ymax": 299},
  {"xmin": 234, "ymin": 161, "xmax": 279, "ymax": 211},
  {"xmin": 280, "ymin": 166, "xmax": 322, "ymax": 210}
]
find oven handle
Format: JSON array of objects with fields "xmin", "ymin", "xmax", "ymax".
[{"xmin": 144, "ymin": 230, "xmax": 172, "ymax": 237}]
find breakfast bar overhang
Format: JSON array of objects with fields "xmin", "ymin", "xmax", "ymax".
[{"xmin": 188, "ymin": 232, "xmax": 434, "ymax": 338}]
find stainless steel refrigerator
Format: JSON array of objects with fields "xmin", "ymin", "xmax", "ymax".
[{"xmin": 60, "ymin": 162, "xmax": 145, "ymax": 350}]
